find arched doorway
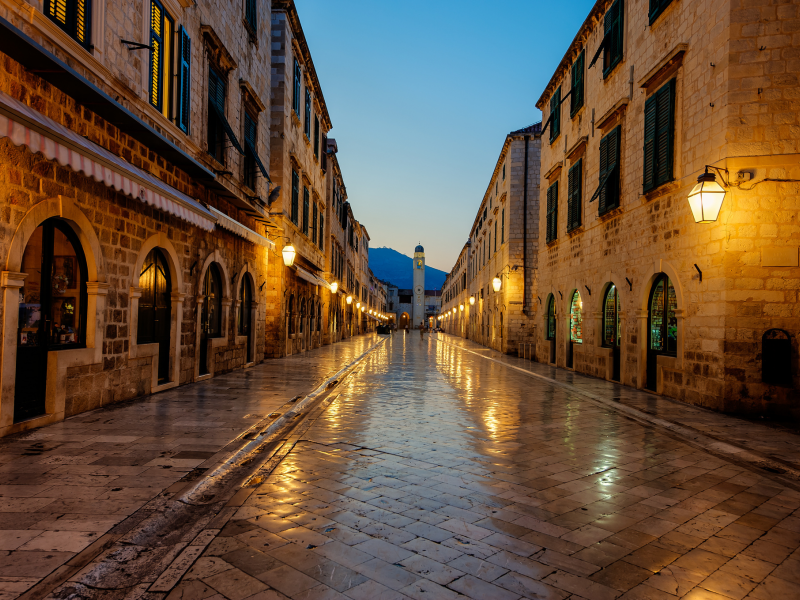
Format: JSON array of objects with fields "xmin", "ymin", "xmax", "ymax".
[
  {"xmin": 16, "ymin": 218, "xmax": 88, "ymax": 422},
  {"xmin": 546, "ymin": 294, "xmax": 556, "ymax": 364},
  {"xmin": 200, "ymin": 264, "xmax": 222, "ymax": 375},
  {"xmin": 238, "ymin": 274, "xmax": 253, "ymax": 363},
  {"xmin": 647, "ymin": 274, "xmax": 677, "ymax": 391},
  {"xmin": 603, "ymin": 284, "xmax": 621, "ymax": 381},
  {"xmin": 399, "ymin": 312, "xmax": 410, "ymax": 331},
  {"xmin": 568, "ymin": 291, "xmax": 583, "ymax": 369},
  {"xmin": 138, "ymin": 248, "xmax": 171, "ymax": 384}
]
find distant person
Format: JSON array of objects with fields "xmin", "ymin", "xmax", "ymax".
[{"xmin": 419, "ymin": 324, "xmax": 424, "ymax": 339}]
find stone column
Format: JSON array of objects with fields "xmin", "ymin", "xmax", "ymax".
[{"xmin": 0, "ymin": 272, "xmax": 27, "ymax": 428}]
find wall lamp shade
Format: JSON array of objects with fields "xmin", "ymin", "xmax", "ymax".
[
  {"xmin": 356, "ymin": 302, "xmax": 361, "ymax": 309},
  {"xmin": 459, "ymin": 304, "xmax": 464, "ymax": 311},
  {"xmin": 492, "ymin": 277, "xmax": 502, "ymax": 292},
  {"xmin": 330, "ymin": 282, "xmax": 338, "ymax": 294},
  {"xmin": 688, "ymin": 171, "xmax": 726, "ymax": 223},
  {"xmin": 346, "ymin": 295, "xmax": 353, "ymax": 305},
  {"xmin": 360, "ymin": 306, "xmax": 365, "ymax": 312},
  {"xmin": 282, "ymin": 244, "xmax": 296, "ymax": 267},
  {"xmin": 469, "ymin": 296, "xmax": 475, "ymax": 305}
]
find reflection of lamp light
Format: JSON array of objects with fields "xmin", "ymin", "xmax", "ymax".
[
  {"xmin": 282, "ymin": 243, "xmax": 296, "ymax": 266},
  {"xmin": 469, "ymin": 296, "xmax": 475, "ymax": 305},
  {"xmin": 330, "ymin": 282, "xmax": 338, "ymax": 294},
  {"xmin": 688, "ymin": 169, "xmax": 727, "ymax": 223},
  {"xmin": 493, "ymin": 277, "xmax": 502, "ymax": 292},
  {"xmin": 346, "ymin": 295, "xmax": 353, "ymax": 305}
]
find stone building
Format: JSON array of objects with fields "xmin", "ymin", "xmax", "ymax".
[
  {"xmin": 534, "ymin": 0, "xmax": 800, "ymax": 418},
  {"xmin": 385, "ymin": 245, "xmax": 442, "ymax": 330},
  {"xmin": 0, "ymin": 0, "xmax": 276, "ymax": 434},
  {"xmin": 267, "ymin": 0, "xmax": 332, "ymax": 357},
  {"xmin": 440, "ymin": 125, "xmax": 542, "ymax": 354}
]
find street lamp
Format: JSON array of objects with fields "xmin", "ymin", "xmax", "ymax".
[
  {"xmin": 469, "ymin": 296, "xmax": 475, "ymax": 305},
  {"xmin": 360, "ymin": 306, "xmax": 365, "ymax": 312},
  {"xmin": 492, "ymin": 277, "xmax": 502, "ymax": 292},
  {"xmin": 330, "ymin": 282, "xmax": 338, "ymax": 294},
  {"xmin": 346, "ymin": 295, "xmax": 353, "ymax": 305},
  {"xmin": 459, "ymin": 304, "xmax": 464, "ymax": 311},
  {"xmin": 356, "ymin": 302, "xmax": 361, "ymax": 309},
  {"xmin": 282, "ymin": 243, "xmax": 296, "ymax": 267},
  {"xmin": 688, "ymin": 168, "xmax": 727, "ymax": 223}
]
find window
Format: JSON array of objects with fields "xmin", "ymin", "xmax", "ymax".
[
  {"xmin": 603, "ymin": 284, "xmax": 621, "ymax": 347},
  {"xmin": 207, "ymin": 68, "xmax": 244, "ymax": 164},
  {"xmin": 45, "ymin": 0, "xmax": 91, "ymax": 49},
  {"xmin": 570, "ymin": 291, "xmax": 583, "ymax": 343},
  {"xmin": 291, "ymin": 169, "xmax": 299, "ymax": 225},
  {"xmin": 643, "ymin": 79, "xmax": 675, "ymax": 193},
  {"xmin": 648, "ymin": 274, "xmax": 677, "ymax": 355},
  {"xmin": 314, "ymin": 116, "xmax": 320, "ymax": 159},
  {"xmin": 312, "ymin": 203, "xmax": 318, "ymax": 245},
  {"xmin": 302, "ymin": 187, "xmax": 310, "ymax": 235},
  {"xmin": 502, "ymin": 164, "xmax": 506, "ymax": 180},
  {"xmin": 245, "ymin": 0, "xmax": 257, "ymax": 36},
  {"xmin": 488, "ymin": 232, "xmax": 491, "ymax": 256},
  {"xmin": 293, "ymin": 59, "xmax": 302, "ymax": 116},
  {"xmin": 243, "ymin": 112, "xmax": 268, "ymax": 190},
  {"xmin": 319, "ymin": 215, "xmax": 324, "ymax": 251},
  {"xmin": 571, "ymin": 50, "xmax": 584, "ymax": 117},
  {"xmin": 304, "ymin": 88, "xmax": 312, "ymax": 138},
  {"xmin": 649, "ymin": 0, "xmax": 674, "ymax": 25},
  {"xmin": 762, "ymin": 329, "xmax": 792, "ymax": 386},
  {"xmin": 501, "ymin": 209, "xmax": 505, "ymax": 243},
  {"xmin": 549, "ymin": 87, "xmax": 561, "ymax": 143},
  {"xmin": 546, "ymin": 182, "xmax": 558, "ymax": 243},
  {"xmin": 149, "ymin": 0, "xmax": 173, "ymax": 118},
  {"xmin": 597, "ymin": 126, "xmax": 621, "ymax": 215},
  {"xmin": 177, "ymin": 26, "xmax": 191, "ymax": 134},
  {"xmin": 494, "ymin": 221, "xmax": 497, "ymax": 252},
  {"xmin": 603, "ymin": 0, "xmax": 624, "ymax": 77},
  {"xmin": 567, "ymin": 159, "xmax": 582, "ymax": 232},
  {"xmin": 546, "ymin": 295, "xmax": 556, "ymax": 340},
  {"xmin": 138, "ymin": 248, "xmax": 171, "ymax": 383}
]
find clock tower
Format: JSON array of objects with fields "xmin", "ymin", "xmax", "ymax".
[{"xmin": 412, "ymin": 244, "xmax": 425, "ymax": 328}]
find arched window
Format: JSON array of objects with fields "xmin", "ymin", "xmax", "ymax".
[
  {"xmin": 570, "ymin": 291, "xmax": 583, "ymax": 343},
  {"xmin": 288, "ymin": 294, "xmax": 295, "ymax": 334},
  {"xmin": 649, "ymin": 275, "xmax": 677, "ymax": 355},
  {"xmin": 238, "ymin": 275, "xmax": 253, "ymax": 336},
  {"xmin": 546, "ymin": 295, "xmax": 556, "ymax": 340},
  {"xmin": 603, "ymin": 284, "xmax": 620, "ymax": 347},
  {"xmin": 202, "ymin": 264, "xmax": 222, "ymax": 338},
  {"xmin": 763, "ymin": 329, "xmax": 792, "ymax": 386},
  {"xmin": 138, "ymin": 248, "xmax": 172, "ymax": 383}
]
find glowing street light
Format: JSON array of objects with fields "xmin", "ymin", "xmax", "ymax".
[
  {"xmin": 469, "ymin": 296, "xmax": 475, "ymax": 305},
  {"xmin": 330, "ymin": 282, "xmax": 338, "ymax": 294},
  {"xmin": 282, "ymin": 243, "xmax": 296, "ymax": 267},
  {"xmin": 346, "ymin": 295, "xmax": 353, "ymax": 305},
  {"xmin": 492, "ymin": 277, "xmax": 502, "ymax": 292},
  {"xmin": 688, "ymin": 168, "xmax": 727, "ymax": 223}
]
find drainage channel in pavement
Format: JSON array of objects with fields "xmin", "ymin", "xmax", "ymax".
[
  {"xmin": 433, "ymin": 336, "xmax": 800, "ymax": 491},
  {"xmin": 22, "ymin": 336, "xmax": 388, "ymax": 600}
]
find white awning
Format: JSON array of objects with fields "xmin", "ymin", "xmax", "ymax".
[
  {"xmin": 208, "ymin": 206, "xmax": 274, "ymax": 248},
  {"xmin": 0, "ymin": 91, "xmax": 216, "ymax": 231},
  {"xmin": 294, "ymin": 265, "xmax": 325, "ymax": 286}
]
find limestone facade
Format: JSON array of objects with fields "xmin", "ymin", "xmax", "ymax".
[
  {"xmin": 440, "ymin": 126, "xmax": 542, "ymax": 354},
  {"xmin": 534, "ymin": 0, "xmax": 800, "ymax": 418},
  {"xmin": 0, "ymin": 0, "xmax": 275, "ymax": 435}
]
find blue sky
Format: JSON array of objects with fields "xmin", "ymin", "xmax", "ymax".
[{"xmin": 296, "ymin": 0, "xmax": 595, "ymax": 271}]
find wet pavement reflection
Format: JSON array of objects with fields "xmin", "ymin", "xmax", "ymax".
[{"xmin": 169, "ymin": 333, "xmax": 800, "ymax": 600}]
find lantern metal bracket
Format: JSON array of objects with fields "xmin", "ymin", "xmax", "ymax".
[
  {"xmin": 585, "ymin": 285, "xmax": 591, "ymax": 296},
  {"xmin": 694, "ymin": 264, "xmax": 702, "ymax": 282},
  {"xmin": 704, "ymin": 165, "xmax": 730, "ymax": 186},
  {"xmin": 260, "ymin": 281, "xmax": 266, "ymax": 291},
  {"xmin": 625, "ymin": 277, "xmax": 633, "ymax": 291}
]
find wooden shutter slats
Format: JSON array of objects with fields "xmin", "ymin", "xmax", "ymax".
[
  {"xmin": 177, "ymin": 27, "xmax": 191, "ymax": 134},
  {"xmin": 568, "ymin": 159, "xmax": 582, "ymax": 231},
  {"xmin": 643, "ymin": 79, "xmax": 675, "ymax": 192},
  {"xmin": 643, "ymin": 94, "xmax": 657, "ymax": 192}
]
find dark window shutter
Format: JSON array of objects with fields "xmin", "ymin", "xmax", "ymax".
[
  {"xmin": 550, "ymin": 88, "xmax": 561, "ymax": 143},
  {"xmin": 568, "ymin": 159, "xmax": 582, "ymax": 231},
  {"xmin": 314, "ymin": 116, "xmax": 320, "ymax": 158},
  {"xmin": 149, "ymin": 1, "xmax": 163, "ymax": 110},
  {"xmin": 177, "ymin": 26, "xmax": 191, "ymax": 134},
  {"xmin": 321, "ymin": 134, "xmax": 328, "ymax": 171},
  {"xmin": 649, "ymin": 0, "xmax": 673, "ymax": 24},
  {"xmin": 303, "ymin": 188, "xmax": 310, "ymax": 235},
  {"xmin": 291, "ymin": 170, "xmax": 299, "ymax": 224},
  {"xmin": 546, "ymin": 183, "xmax": 558, "ymax": 243},
  {"xmin": 643, "ymin": 93, "xmax": 657, "ymax": 192},
  {"xmin": 655, "ymin": 79, "xmax": 675, "ymax": 186},
  {"xmin": 598, "ymin": 134, "xmax": 610, "ymax": 214},
  {"xmin": 245, "ymin": 0, "xmax": 257, "ymax": 33},
  {"xmin": 319, "ymin": 215, "xmax": 324, "ymax": 250},
  {"xmin": 571, "ymin": 51, "xmax": 584, "ymax": 117},
  {"xmin": 606, "ymin": 127, "xmax": 620, "ymax": 212},
  {"xmin": 293, "ymin": 60, "xmax": 301, "ymax": 115},
  {"xmin": 304, "ymin": 88, "xmax": 312, "ymax": 137},
  {"xmin": 603, "ymin": 0, "xmax": 624, "ymax": 76}
]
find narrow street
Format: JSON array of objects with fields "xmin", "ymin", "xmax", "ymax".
[{"xmin": 41, "ymin": 332, "xmax": 800, "ymax": 600}]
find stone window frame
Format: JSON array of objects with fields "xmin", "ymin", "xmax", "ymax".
[
  {"xmin": 597, "ymin": 276, "xmax": 627, "ymax": 383},
  {"xmin": 129, "ymin": 233, "xmax": 186, "ymax": 395},
  {"xmin": 194, "ymin": 250, "xmax": 232, "ymax": 381},
  {"xmin": 0, "ymin": 196, "xmax": 109, "ymax": 436},
  {"xmin": 232, "ymin": 263, "xmax": 260, "ymax": 367}
]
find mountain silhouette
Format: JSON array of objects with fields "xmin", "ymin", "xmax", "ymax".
[{"xmin": 369, "ymin": 247, "xmax": 447, "ymax": 290}]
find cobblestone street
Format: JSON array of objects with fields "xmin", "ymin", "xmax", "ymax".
[{"xmin": 102, "ymin": 332, "xmax": 800, "ymax": 600}]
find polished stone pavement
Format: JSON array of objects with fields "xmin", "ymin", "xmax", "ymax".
[
  {"xmin": 158, "ymin": 333, "xmax": 800, "ymax": 600},
  {"xmin": 0, "ymin": 335, "xmax": 379, "ymax": 599}
]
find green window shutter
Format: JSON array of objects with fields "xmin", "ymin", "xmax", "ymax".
[
  {"xmin": 598, "ymin": 134, "xmax": 610, "ymax": 214},
  {"xmin": 546, "ymin": 183, "xmax": 558, "ymax": 243},
  {"xmin": 649, "ymin": 0, "xmax": 673, "ymax": 25},
  {"xmin": 293, "ymin": 60, "xmax": 301, "ymax": 115},
  {"xmin": 571, "ymin": 51, "xmax": 584, "ymax": 117},
  {"xmin": 303, "ymin": 188, "xmax": 310, "ymax": 235},
  {"xmin": 304, "ymin": 88, "xmax": 312, "ymax": 137},
  {"xmin": 245, "ymin": 0, "xmax": 257, "ymax": 33},
  {"xmin": 643, "ymin": 93, "xmax": 657, "ymax": 192},
  {"xmin": 314, "ymin": 116, "xmax": 320, "ymax": 158},
  {"xmin": 312, "ymin": 204, "xmax": 318, "ymax": 245},
  {"xmin": 568, "ymin": 159, "xmax": 582, "ymax": 231},
  {"xmin": 605, "ymin": 127, "xmax": 621, "ymax": 212},
  {"xmin": 501, "ymin": 208, "xmax": 505, "ymax": 243},
  {"xmin": 603, "ymin": 0, "xmax": 624, "ymax": 77},
  {"xmin": 291, "ymin": 170, "xmax": 299, "ymax": 224},
  {"xmin": 550, "ymin": 88, "xmax": 561, "ymax": 143},
  {"xmin": 655, "ymin": 79, "xmax": 675, "ymax": 186},
  {"xmin": 177, "ymin": 26, "xmax": 191, "ymax": 134}
]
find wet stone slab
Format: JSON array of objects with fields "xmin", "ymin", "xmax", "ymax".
[{"xmin": 165, "ymin": 334, "xmax": 800, "ymax": 600}]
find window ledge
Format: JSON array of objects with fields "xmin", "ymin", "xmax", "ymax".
[
  {"xmin": 639, "ymin": 43, "xmax": 688, "ymax": 89},
  {"xmin": 570, "ymin": 105, "xmax": 585, "ymax": 121},
  {"xmin": 598, "ymin": 205, "xmax": 623, "ymax": 221},
  {"xmin": 567, "ymin": 225, "xmax": 584, "ymax": 237},
  {"xmin": 640, "ymin": 179, "xmax": 679, "ymax": 203},
  {"xmin": 544, "ymin": 161, "xmax": 563, "ymax": 180},
  {"xmin": 566, "ymin": 136, "xmax": 589, "ymax": 162},
  {"xmin": 596, "ymin": 97, "xmax": 629, "ymax": 130}
]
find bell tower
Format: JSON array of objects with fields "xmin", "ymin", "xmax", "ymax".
[{"xmin": 412, "ymin": 243, "xmax": 425, "ymax": 328}]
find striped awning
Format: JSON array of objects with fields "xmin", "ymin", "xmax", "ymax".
[
  {"xmin": 208, "ymin": 206, "xmax": 274, "ymax": 248},
  {"xmin": 0, "ymin": 91, "xmax": 216, "ymax": 231}
]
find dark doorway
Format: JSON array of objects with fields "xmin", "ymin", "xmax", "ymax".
[
  {"xmin": 200, "ymin": 264, "xmax": 222, "ymax": 375},
  {"xmin": 762, "ymin": 329, "xmax": 792, "ymax": 386},
  {"xmin": 138, "ymin": 248, "xmax": 172, "ymax": 383},
  {"xmin": 647, "ymin": 274, "xmax": 677, "ymax": 391},
  {"xmin": 546, "ymin": 295, "xmax": 556, "ymax": 364},
  {"xmin": 238, "ymin": 275, "xmax": 253, "ymax": 363},
  {"xmin": 16, "ymin": 219, "xmax": 87, "ymax": 422},
  {"xmin": 603, "ymin": 284, "xmax": 621, "ymax": 382}
]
